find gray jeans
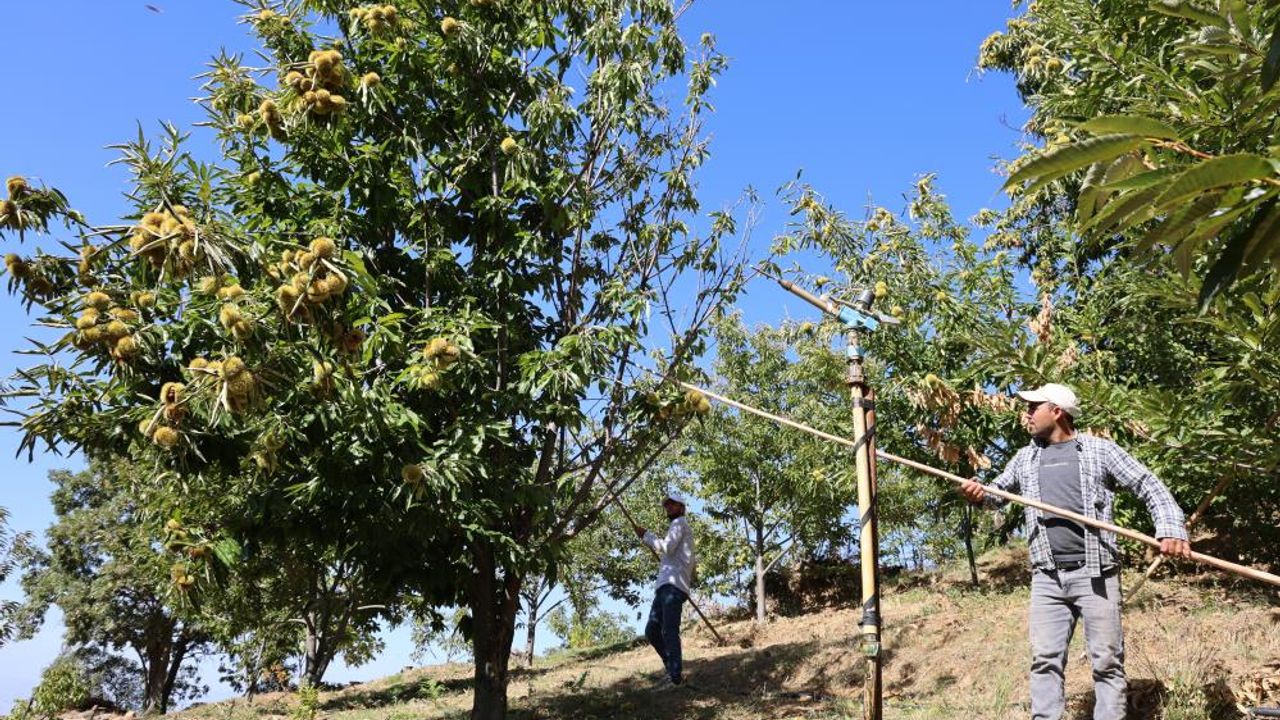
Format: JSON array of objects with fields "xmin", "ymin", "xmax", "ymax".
[{"xmin": 1029, "ymin": 566, "xmax": 1125, "ymax": 720}]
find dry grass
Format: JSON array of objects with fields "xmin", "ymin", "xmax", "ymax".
[{"xmin": 177, "ymin": 549, "xmax": 1280, "ymax": 720}]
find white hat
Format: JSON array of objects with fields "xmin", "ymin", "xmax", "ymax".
[
  {"xmin": 1016, "ymin": 383, "xmax": 1080, "ymax": 418},
  {"xmin": 663, "ymin": 490, "xmax": 687, "ymax": 506}
]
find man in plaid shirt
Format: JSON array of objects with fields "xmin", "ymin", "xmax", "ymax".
[{"xmin": 960, "ymin": 383, "xmax": 1192, "ymax": 720}]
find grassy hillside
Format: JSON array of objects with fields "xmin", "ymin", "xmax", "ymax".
[{"xmin": 179, "ymin": 549, "xmax": 1280, "ymax": 720}]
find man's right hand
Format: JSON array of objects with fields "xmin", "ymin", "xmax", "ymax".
[{"xmin": 959, "ymin": 480, "xmax": 986, "ymax": 504}]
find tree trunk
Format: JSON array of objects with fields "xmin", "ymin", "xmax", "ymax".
[
  {"xmin": 963, "ymin": 503, "xmax": 979, "ymax": 587},
  {"xmin": 302, "ymin": 618, "xmax": 334, "ymax": 687},
  {"xmin": 754, "ymin": 524, "xmax": 767, "ymax": 624},
  {"xmin": 523, "ymin": 600, "xmax": 537, "ymax": 667},
  {"xmin": 470, "ymin": 543, "xmax": 522, "ymax": 720},
  {"xmin": 158, "ymin": 636, "xmax": 190, "ymax": 714},
  {"xmin": 141, "ymin": 641, "xmax": 172, "ymax": 715}
]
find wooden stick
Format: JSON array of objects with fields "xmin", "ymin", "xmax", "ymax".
[
  {"xmin": 605, "ymin": 488, "xmax": 726, "ymax": 645},
  {"xmin": 1125, "ymin": 471, "xmax": 1235, "ymax": 601},
  {"xmin": 678, "ymin": 381, "xmax": 1280, "ymax": 590}
]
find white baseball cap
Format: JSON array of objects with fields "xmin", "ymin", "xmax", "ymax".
[
  {"xmin": 663, "ymin": 490, "xmax": 687, "ymax": 506},
  {"xmin": 1016, "ymin": 383, "xmax": 1080, "ymax": 418}
]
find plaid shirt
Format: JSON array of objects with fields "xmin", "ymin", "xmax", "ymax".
[{"xmin": 985, "ymin": 434, "xmax": 1188, "ymax": 578}]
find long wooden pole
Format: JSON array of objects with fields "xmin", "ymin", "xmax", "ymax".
[
  {"xmin": 1125, "ymin": 471, "xmax": 1235, "ymax": 602},
  {"xmin": 606, "ymin": 490, "xmax": 726, "ymax": 645},
  {"xmin": 677, "ymin": 381, "xmax": 1280, "ymax": 590}
]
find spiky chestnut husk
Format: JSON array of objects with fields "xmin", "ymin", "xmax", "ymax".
[
  {"xmin": 321, "ymin": 272, "xmax": 347, "ymax": 295},
  {"xmin": 113, "ymin": 335, "xmax": 139, "ymax": 358},
  {"xmin": 312, "ymin": 360, "xmax": 334, "ymax": 386},
  {"xmin": 416, "ymin": 368, "xmax": 441, "ymax": 390},
  {"xmin": 423, "ymin": 337, "xmax": 449, "ymax": 358},
  {"xmin": 75, "ymin": 311, "xmax": 99, "ymax": 330},
  {"xmin": 401, "ymin": 463, "xmax": 425, "ymax": 484},
  {"xmin": 223, "ymin": 356, "xmax": 247, "ymax": 378},
  {"xmin": 161, "ymin": 382, "xmax": 185, "ymax": 405},
  {"xmin": 4, "ymin": 253, "xmax": 27, "ymax": 277},
  {"xmin": 276, "ymin": 284, "xmax": 301, "ymax": 313},
  {"xmin": 226, "ymin": 372, "xmax": 255, "ymax": 398},
  {"xmin": 310, "ymin": 236, "xmax": 336, "ymax": 259},
  {"xmin": 84, "ymin": 291, "xmax": 111, "ymax": 310},
  {"xmin": 0, "ymin": 200, "xmax": 18, "ymax": 228},
  {"xmin": 219, "ymin": 304, "xmax": 243, "ymax": 329},
  {"xmin": 6, "ymin": 176, "xmax": 29, "ymax": 198},
  {"xmin": 104, "ymin": 320, "xmax": 129, "ymax": 339}
]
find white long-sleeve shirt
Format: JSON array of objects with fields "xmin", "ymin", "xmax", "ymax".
[{"xmin": 642, "ymin": 516, "xmax": 695, "ymax": 595}]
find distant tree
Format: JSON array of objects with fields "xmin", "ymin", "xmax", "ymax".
[
  {"xmin": 545, "ymin": 600, "xmax": 633, "ymax": 652},
  {"xmin": 410, "ymin": 606, "xmax": 471, "ymax": 665},
  {"xmin": 13, "ymin": 462, "xmax": 209, "ymax": 714},
  {"xmin": 0, "ymin": 506, "xmax": 34, "ymax": 647},
  {"xmin": 681, "ymin": 315, "xmax": 852, "ymax": 623}
]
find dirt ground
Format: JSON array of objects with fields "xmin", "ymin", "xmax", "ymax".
[{"xmin": 175, "ymin": 550, "xmax": 1280, "ymax": 720}]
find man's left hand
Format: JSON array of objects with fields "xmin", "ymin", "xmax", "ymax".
[
  {"xmin": 634, "ymin": 526, "xmax": 646, "ymax": 539},
  {"xmin": 1158, "ymin": 537, "xmax": 1192, "ymax": 559}
]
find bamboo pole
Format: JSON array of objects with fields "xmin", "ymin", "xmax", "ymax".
[
  {"xmin": 677, "ymin": 381, "xmax": 1280, "ymax": 590},
  {"xmin": 606, "ymin": 489, "xmax": 726, "ymax": 645}
]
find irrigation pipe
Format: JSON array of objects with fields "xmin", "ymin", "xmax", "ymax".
[{"xmin": 677, "ymin": 381, "xmax": 1280, "ymax": 590}]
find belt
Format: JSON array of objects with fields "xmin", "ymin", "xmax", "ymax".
[{"xmin": 1053, "ymin": 559, "xmax": 1087, "ymax": 571}]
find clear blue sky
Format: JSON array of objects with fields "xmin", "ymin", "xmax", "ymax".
[{"xmin": 0, "ymin": 0, "xmax": 1027, "ymax": 707}]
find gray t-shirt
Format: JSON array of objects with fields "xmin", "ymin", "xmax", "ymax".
[{"xmin": 1038, "ymin": 439, "xmax": 1085, "ymax": 563}]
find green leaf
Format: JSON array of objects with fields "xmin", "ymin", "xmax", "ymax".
[
  {"xmin": 1223, "ymin": 0, "xmax": 1252, "ymax": 38},
  {"xmin": 1153, "ymin": 154, "xmax": 1275, "ymax": 208},
  {"xmin": 212, "ymin": 537, "xmax": 242, "ymax": 567},
  {"xmin": 1005, "ymin": 134, "xmax": 1147, "ymax": 191},
  {"xmin": 1264, "ymin": 14, "xmax": 1280, "ymax": 93},
  {"xmin": 1102, "ymin": 166, "xmax": 1183, "ymax": 191},
  {"xmin": 1101, "ymin": 154, "xmax": 1147, "ymax": 187},
  {"xmin": 1134, "ymin": 191, "xmax": 1222, "ymax": 254},
  {"xmin": 1083, "ymin": 184, "xmax": 1165, "ymax": 234},
  {"xmin": 1240, "ymin": 201, "xmax": 1280, "ymax": 275},
  {"xmin": 1078, "ymin": 115, "xmax": 1181, "ymax": 141},
  {"xmin": 1199, "ymin": 198, "xmax": 1276, "ymax": 308},
  {"xmin": 1151, "ymin": 0, "xmax": 1228, "ymax": 29},
  {"xmin": 1175, "ymin": 202, "xmax": 1255, "ymax": 254},
  {"xmin": 1075, "ymin": 161, "xmax": 1109, "ymax": 224}
]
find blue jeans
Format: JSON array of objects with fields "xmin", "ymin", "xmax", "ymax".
[
  {"xmin": 645, "ymin": 583, "xmax": 687, "ymax": 682},
  {"xmin": 1029, "ymin": 566, "xmax": 1126, "ymax": 720}
]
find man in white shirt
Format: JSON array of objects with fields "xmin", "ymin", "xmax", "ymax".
[{"xmin": 634, "ymin": 490, "xmax": 696, "ymax": 686}]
